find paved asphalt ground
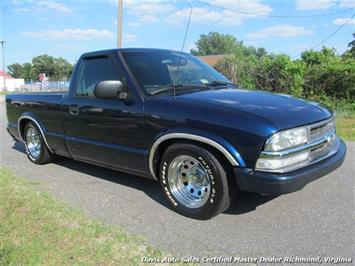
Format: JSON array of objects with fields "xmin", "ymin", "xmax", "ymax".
[{"xmin": 0, "ymin": 103, "xmax": 354, "ymax": 261}]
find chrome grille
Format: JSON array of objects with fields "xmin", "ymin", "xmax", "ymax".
[{"xmin": 309, "ymin": 117, "xmax": 336, "ymax": 142}]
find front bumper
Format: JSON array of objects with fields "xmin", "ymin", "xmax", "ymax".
[{"xmin": 234, "ymin": 139, "xmax": 346, "ymax": 195}]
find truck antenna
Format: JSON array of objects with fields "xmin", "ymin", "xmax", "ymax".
[
  {"xmin": 181, "ymin": 0, "xmax": 193, "ymax": 53},
  {"xmin": 174, "ymin": 0, "xmax": 193, "ymax": 99}
]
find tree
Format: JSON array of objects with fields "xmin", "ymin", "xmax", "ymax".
[
  {"xmin": 191, "ymin": 32, "xmax": 241, "ymax": 56},
  {"xmin": 53, "ymin": 57, "xmax": 72, "ymax": 81},
  {"xmin": 32, "ymin": 54, "xmax": 56, "ymax": 81},
  {"xmin": 7, "ymin": 63, "xmax": 23, "ymax": 78},
  {"xmin": 215, "ymin": 55, "xmax": 257, "ymax": 88},
  {"xmin": 206, "ymin": 30, "xmax": 354, "ymax": 105},
  {"xmin": 300, "ymin": 47, "xmax": 336, "ymax": 66},
  {"xmin": 302, "ymin": 52, "xmax": 354, "ymax": 101},
  {"xmin": 253, "ymin": 54, "xmax": 305, "ymax": 96},
  {"xmin": 256, "ymin": 47, "xmax": 267, "ymax": 58},
  {"xmin": 21, "ymin": 63, "xmax": 33, "ymax": 81},
  {"xmin": 7, "ymin": 54, "xmax": 73, "ymax": 82},
  {"xmin": 31, "ymin": 54, "xmax": 72, "ymax": 81}
]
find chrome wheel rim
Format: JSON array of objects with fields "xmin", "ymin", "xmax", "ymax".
[
  {"xmin": 168, "ymin": 155, "xmax": 211, "ymax": 208},
  {"xmin": 26, "ymin": 127, "xmax": 41, "ymax": 159}
]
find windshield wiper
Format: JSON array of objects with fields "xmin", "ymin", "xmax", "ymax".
[
  {"xmin": 150, "ymin": 83, "xmax": 208, "ymax": 96},
  {"xmin": 150, "ymin": 83, "xmax": 185, "ymax": 95},
  {"xmin": 205, "ymin": 80, "xmax": 238, "ymax": 87}
]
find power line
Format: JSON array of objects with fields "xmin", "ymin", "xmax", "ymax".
[
  {"xmin": 194, "ymin": 0, "xmax": 355, "ymax": 18},
  {"xmin": 311, "ymin": 13, "xmax": 355, "ymax": 49}
]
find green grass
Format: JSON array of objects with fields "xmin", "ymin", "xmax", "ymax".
[
  {"xmin": 336, "ymin": 112, "xmax": 355, "ymax": 141},
  {"xmin": 0, "ymin": 168, "xmax": 173, "ymax": 265},
  {"xmin": 332, "ymin": 101, "xmax": 355, "ymax": 141},
  {"xmin": 0, "ymin": 91, "xmax": 9, "ymax": 95}
]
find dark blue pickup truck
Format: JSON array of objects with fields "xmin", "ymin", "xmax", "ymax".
[{"xmin": 5, "ymin": 48, "xmax": 346, "ymax": 219}]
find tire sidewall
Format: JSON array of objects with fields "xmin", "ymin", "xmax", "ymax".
[{"xmin": 160, "ymin": 144, "xmax": 228, "ymax": 219}]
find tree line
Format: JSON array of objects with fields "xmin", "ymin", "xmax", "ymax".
[
  {"xmin": 192, "ymin": 32, "xmax": 355, "ymax": 109},
  {"xmin": 7, "ymin": 32, "xmax": 354, "ymax": 109},
  {"xmin": 7, "ymin": 54, "xmax": 73, "ymax": 82}
]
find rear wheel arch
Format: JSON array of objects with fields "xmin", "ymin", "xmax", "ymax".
[
  {"xmin": 19, "ymin": 118, "xmax": 32, "ymax": 139},
  {"xmin": 18, "ymin": 115, "xmax": 53, "ymax": 154}
]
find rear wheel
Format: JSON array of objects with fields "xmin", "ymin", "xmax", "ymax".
[
  {"xmin": 24, "ymin": 122, "xmax": 54, "ymax": 164},
  {"xmin": 159, "ymin": 143, "xmax": 232, "ymax": 219}
]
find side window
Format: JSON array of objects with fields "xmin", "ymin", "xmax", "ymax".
[{"xmin": 75, "ymin": 56, "xmax": 122, "ymax": 97}]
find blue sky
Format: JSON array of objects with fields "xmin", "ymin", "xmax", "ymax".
[{"xmin": 1, "ymin": 0, "xmax": 355, "ymax": 65}]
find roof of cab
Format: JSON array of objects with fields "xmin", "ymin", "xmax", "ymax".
[{"xmin": 81, "ymin": 48, "xmax": 187, "ymax": 58}]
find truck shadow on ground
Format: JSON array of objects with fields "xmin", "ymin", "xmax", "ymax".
[{"xmin": 13, "ymin": 141, "xmax": 277, "ymax": 216}]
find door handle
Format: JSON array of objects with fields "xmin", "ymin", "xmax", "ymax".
[
  {"xmin": 69, "ymin": 105, "xmax": 79, "ymax": 116},
  {"xmin": 87, "ymin": 107, "xmax": 103, "ymax": 113},
  {"xmin": 81, "ymin": 106, "xmax": 103, "ymax": 113}
]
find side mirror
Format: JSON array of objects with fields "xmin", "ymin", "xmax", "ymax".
[{"xmin": 94, "ymin": 80, "xmax": 127, "ymax": 100}]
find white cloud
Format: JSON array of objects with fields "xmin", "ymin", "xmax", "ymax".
[
  {"xmin": 247, "ymin": 25, "xmax": 313, "ymax": 39},
  {"xmin": 127, "ymin": 22, "xmax": 141, "ymax": 27},
  {"xmin": 14, "ymin": 7, "xmax": 31, "ymax": 13},
  {"xmin": 295, "ymin": 0, "xmax": 336, "ymax": 10},
  {"xmin": 111, "ymin": 0, "xmax": 175, "ymax": 26},
  {"xmin": 11, "ymin": 0, "xmax": 22, "ymax": 5},
  {"xmin": 167, "ymin": 0, "xmax": 272, "ymax": 26},
  {"xmin": 124, "ymin": 0, "xmax": 175, "ymax": 15},
  {"xmin": 333, "ymin": 17, "xmax": 355, "ymax": 25},
  {"xmin": 127, "ymin": 14, "xmax": 159, "ymax": 27},
  {"xmin": 167, "ymin": 7, "xmax": 244, "ymax": 26},
  {"xmin": 116, "ymin": 0, "xmax": 271, "ymax": 27},
  {"xmin": 209, "ymin": 0, "xmax": 272, "ymax": 17},
  {"xmin": 22, "ymin": 29, "xmax": 114, "ymax": 40},
  {"xmin": 339, "ymin": 0, "xmax": 355, "ymax": 8},
  {"xmin": 37, "ymin": 1, "xmax": 73, "ymax": 14},
  {"xmin": 123, "ymin": 34, "xmax": 138, "ymax": 42},
  {"xmin": 12, "ymin": 0, "xmax": 73, "ymax": 16},
  {"xmin": 139, "ymin": 14, "xmax": 159, "ymax": 23}
]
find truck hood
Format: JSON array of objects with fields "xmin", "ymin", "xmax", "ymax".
[{"xmin": 177, "ymin": 88, "xmax": 332, "ymax": 130}]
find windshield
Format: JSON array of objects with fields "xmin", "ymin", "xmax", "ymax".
[{"xmin": 122, "ymin": 50, "xmax": 230, "ymax": 96}]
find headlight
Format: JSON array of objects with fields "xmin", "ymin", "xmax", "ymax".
[
  {"xmin": 256, "ymin": 125, "xmax": 310, "ymax": 172},
  {"xmin": 264, "ymin": 126, "xmax": 309, "ymax": 152}
]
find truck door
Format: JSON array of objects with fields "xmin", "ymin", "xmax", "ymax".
[{"xmin": 62, "ymin": 53, "xmax": 147, "ymax": 176}]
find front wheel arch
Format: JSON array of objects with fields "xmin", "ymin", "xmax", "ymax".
[{"xmin": 149, "ymin": 133, "xmax": 244, "ymax": 181}]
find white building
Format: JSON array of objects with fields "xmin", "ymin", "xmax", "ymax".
[{"xmin": 0, "ymin": 70, "xmax": 25, "ymax": 92}]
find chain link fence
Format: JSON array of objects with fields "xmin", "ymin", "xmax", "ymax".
[{"xmin": 16, "ymin": 81, "xmax": 69, "ymax": 93}]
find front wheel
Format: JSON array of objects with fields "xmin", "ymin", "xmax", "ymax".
[
  {"xmin": 159, "ymin": 143, "xmax": 233, "ymax": 219},
  {"xmin": 24, "ymin": 122, "xmax": 54, "ymax": 164}
]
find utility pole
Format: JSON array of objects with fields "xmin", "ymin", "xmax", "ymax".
[
  {"xmin": 0, "ymin": 40, "xmax": 6, "ymax": 91},
  {"xmin": 117, "ymin": 0, "xmax": 123, "ymax": 48}
]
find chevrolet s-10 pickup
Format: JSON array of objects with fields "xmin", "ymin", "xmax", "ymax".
[{"xmin": 5, "ymin": 48, "xmax": 346, "ymax": 219}]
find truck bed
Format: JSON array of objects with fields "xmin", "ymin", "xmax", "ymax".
[{"xmin": 5, "ymin": 92, "xmax": 66, "ymax": 144}]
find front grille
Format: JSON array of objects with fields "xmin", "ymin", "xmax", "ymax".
[
  {"xmin": 308, "ymin": 133, "xmax": 338, "ymax": 164},
  {"xmin": 309, "ymin": 117, "xmax": 336, "ymax": 142}
]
